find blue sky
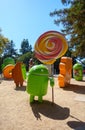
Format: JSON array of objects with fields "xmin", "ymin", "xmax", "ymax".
[{"xmin": 0, "ymin": 0, "xmax": 65, "ymax": 52}]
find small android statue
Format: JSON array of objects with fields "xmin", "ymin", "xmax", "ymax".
[
  {"xmin": 73, "ymin": 63, "xmax": 83, "ymax": 81},
  {"xmin": 29, "ymin": 58, "xmax": 34, "ymax": 70},
  {"xmin": 26, "ymin": 64, "xmax": 54, "ymax": 103}
]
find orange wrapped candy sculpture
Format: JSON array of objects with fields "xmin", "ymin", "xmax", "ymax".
[
  {"xmin": 1, "ymin": 57, "xmax": 15, "ymax": 79},
  {"xmin": 12, "ymin": 62, "xmax": 26, "ymax": 87},
  {"xmin": 58, "ymin": 57, "xmax": 72, "ymax": 87}
]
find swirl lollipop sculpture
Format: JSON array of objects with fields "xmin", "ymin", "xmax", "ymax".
[
  {"xmin": 34, "ymin": 31, "xmax": 68, "ymax": 103},
  {"xmin": 34, "ymin": 31, "xmax": 68, "ymax": 65}
]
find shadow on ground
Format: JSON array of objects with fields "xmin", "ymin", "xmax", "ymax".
[
  {"xmin": 30, "ymin": 100, "xmax": 70, "ymax": 120},
  {"xmin": 63, "ymin": 83, "xmax": 85, "ymax": 94},
  {"xmin": 67, "ymin": 121, "xmax": 85, "ymax": 130},
  {"xmin": 15, "ymin": 85, "xmax": 26, "ymax": 91}
]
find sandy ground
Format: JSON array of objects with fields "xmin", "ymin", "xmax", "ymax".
[{"xmin": 0, "ymin": 76, "xmax": 85, "ymax": 130}]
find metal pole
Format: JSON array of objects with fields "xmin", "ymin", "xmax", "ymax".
[{"xmin": 51, "ymin": 64, "xmax": 54, "ymax": 104}]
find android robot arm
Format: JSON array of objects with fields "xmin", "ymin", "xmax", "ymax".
[
  {"xmin": 49, "ymin": 77, "xmax": 55, "ymax": 87},
  {"xmin": 49, "ymin": 76, "xmax": 55, "ymax": 104}
]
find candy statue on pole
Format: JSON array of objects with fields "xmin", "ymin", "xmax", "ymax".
[{"xmin": 26, "ymin": 31, "xmax": 68, "ymax": 103}]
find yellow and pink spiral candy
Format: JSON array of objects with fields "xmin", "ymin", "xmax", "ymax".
[{"xmin": 34, "ymin": 31, "xmax": 68, "ymax": 64}]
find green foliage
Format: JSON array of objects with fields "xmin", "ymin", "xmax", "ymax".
[
  {"xmin": 0, "ymin": 57, "xmax": 2, "ymax": 72},
  {"xmin": 17, "ymin": 52, "xmax": 33, "ymax": 71},
  {"xmin": 3, "ymin": 40, "xmax": 18, "ymax": 58},
  {"xmin": 50, "ymin": 0, "xmax": 85, "ymax": 57},
  {"xmin": 0, "ymin": 29, "xmax": 9, "ymax": 54}
]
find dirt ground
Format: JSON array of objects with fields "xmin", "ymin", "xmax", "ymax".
[{"xmin": 0, "ymin": 76, "xmax": 85, "ymax": 130}]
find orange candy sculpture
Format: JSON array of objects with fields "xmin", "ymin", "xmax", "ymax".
[
  {"xmin": 3, "ymin": 65, "xmax": 15, "ymax": 79},
  {"xmin": 12, "ymin": 62, "xmax": 26, "ymax": 87},
  {"xmin": 58, "ymin": 57, "xmax": 72, "ymax": 87},
  {"xmin": 1, "ymin": 57, "xmax": 15, "ymax": 79}
]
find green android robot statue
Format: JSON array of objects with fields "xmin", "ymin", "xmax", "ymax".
[
  {"xmin": 26, "ymin": 64, "xmax": 54, "ymax": 103},
  {"xmin": 73, "ymin": 63, "xmax": 83, "ymax": 81}
]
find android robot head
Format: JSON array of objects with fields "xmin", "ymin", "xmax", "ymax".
[{"xmin": 26, "ymin": 64, "xmax": 54, "ymax": 103}]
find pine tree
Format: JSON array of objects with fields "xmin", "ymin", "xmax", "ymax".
[
  {"xmin": 3, "ymin": 40, "xmax": 18, "ymax": 57},
  {"xmin": 20, "ymin": 39, "xmax": 32, "ymax": 54},
  {"xmin": 50, "ymin": 0, "xmax": 85, "ymax": 57}
]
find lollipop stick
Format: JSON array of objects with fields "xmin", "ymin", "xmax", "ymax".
[
  {"xmin": 52, "ymin": 87, "xmax": 54, "ymax": 104},
  {"xmin": 51, "ymin": 64, "xmax": 54, "ymax": 104}
]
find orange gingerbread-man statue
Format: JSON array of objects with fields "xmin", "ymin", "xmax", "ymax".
[{"xmin": 12, "ymin": 62, "xmax": 26, "ymax": 87}]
